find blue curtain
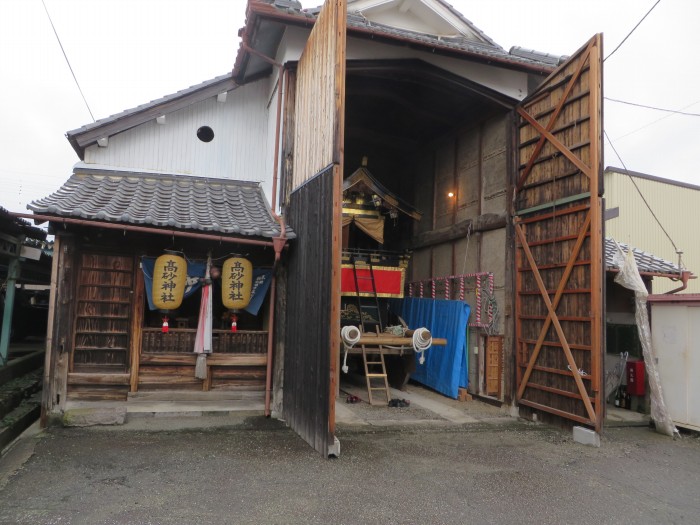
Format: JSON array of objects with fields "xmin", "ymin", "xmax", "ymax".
[
  {"xmin": 141, "ymin": 257, "xmax": 272, "ymax": 315},
  {"xmin": 400, "ymin": 297, "xmax": 470, "ymax": 399}
]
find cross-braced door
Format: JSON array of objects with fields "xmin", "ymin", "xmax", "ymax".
[{"xmin": 513, "ymin": 35, "xmax": 604, "ymax": 430}]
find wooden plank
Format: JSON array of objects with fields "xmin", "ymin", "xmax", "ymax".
[
  {"xmin": 130, "ymin": 259, "xmax": 144, "ymax": 392},
  {"xmin": 140, "ymin": 353, "xmax": 267, "ymax": 366},
  {"xmin": 66, "ymin": 385, "xmax": 128, "ymax": 401},
  {"xmin": 518, "ymin": 398, "xmax": 594, "ymax": 426},
  {"xmin": 68, "ymin": 373, "xmax": 131, "ymax": 385}
]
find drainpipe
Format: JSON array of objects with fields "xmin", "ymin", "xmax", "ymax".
[
  {"xmin": 665, "ymin": 270, "xmax": 692, "ymax": 294},
  {"xmin": 264, "ymin": 59, "xmax": 288, "ymax": 417}
]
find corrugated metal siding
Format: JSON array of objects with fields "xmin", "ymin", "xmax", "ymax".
[
  {"xmin": 604, "ymin": 171, "xmax": 700, "ymax": 293},
  {"xmin": 84, "ymin": 80, "xmax": 271, "ymax": 183}
]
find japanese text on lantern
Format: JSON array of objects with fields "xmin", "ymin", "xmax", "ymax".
[
  {"xmin": 160, "ymin": 259, "xmax": 180, "ymax": 304},
  {"xmin": 227, "ymin": 261, "xmax": 245, "ymax": 302}
]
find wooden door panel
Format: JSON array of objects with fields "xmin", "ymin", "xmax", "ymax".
[
  {"xmin": 283, "ymin": 0, "xmax": 346, "ymax": 456},
  {"xmin": 514, "ymin": 35, "xmax": 604, "ymax": 430}
]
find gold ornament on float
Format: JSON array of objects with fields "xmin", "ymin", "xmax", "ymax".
[{"xmin": 222, "ymin": 257, "xmax": 253, "ymax": 310}]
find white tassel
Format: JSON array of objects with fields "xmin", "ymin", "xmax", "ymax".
[{"xmin": 195, "ymin": 353, "xmax": 208, "ymax": 379}]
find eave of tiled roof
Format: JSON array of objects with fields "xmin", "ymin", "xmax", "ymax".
[
  {"xmin": 605, "ymin": 237, "xmax": 685, "ymax": 277},
  {"xmin": 234, "ymin": 0, "xmax": 556, "ymax": 82},
  {"xmin": 27, "ymin": 169, "xmax": 293, "ymax": 240}
]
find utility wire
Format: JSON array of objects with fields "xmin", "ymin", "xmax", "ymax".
[
  {"xmin": 605, "ymin": 96, "xmax": 700, "ymax": 117},
  {"xmin": 614, "ymin": 99, "xmax": 700, "ymax": 142},
  {"xmin": 41, "ymin": 0, "xmax": 95, "ymax": 122},
  {"xmin": 604, "ymin": 130, "xmax": 682, "ymax": 258},
  {"xmin": 604, "ymin": 0, "xmax": 661, "ymax": 62}
]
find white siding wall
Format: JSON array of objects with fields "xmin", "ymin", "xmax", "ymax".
[
  {"xmin": 84, "ymin": 79, "xmax": 272, "ymax": 185},
  {"xmin": 605, "ymin": 170, "xmax": 700, "ymax": 293}
]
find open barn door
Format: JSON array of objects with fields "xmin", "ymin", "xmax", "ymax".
[
  {"xmin": 283, "ymin": 0, "xmax": 346, "ymax": 456},
  {"xmin": 513, "ymin": 35, "xmax": 604, "ymax": 430}
]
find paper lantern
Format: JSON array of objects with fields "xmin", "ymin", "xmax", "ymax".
[
  {"xmin": 222, "ymin": 257, "xmax": 253, "ymax": 310},
  {"xmin": 152, "ymin": 254, "xmax": 187, "ymax": 310}
]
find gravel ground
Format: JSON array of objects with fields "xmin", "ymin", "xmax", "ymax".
[{"xmin": 1, "ymin": 412, "xmax": 698, "ymax": 525}]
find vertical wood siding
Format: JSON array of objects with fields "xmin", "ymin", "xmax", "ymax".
[
  {"xmin": 84, "ymin": 81, "xmax": 271, "ymax": 185},
  {"xmin": 291, "ymin": 0, "xmax": 346, "ymax": 189},
  {"xmin": 284, "ymin": 166, "xmax": 335, "ymax": 456}
]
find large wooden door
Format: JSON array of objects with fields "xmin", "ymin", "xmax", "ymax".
[
  {"xmin": 513, "ymin": 35, "xmax": 604, "ymax": 430},
  {"xmin": 283, "ymin": 0, "xmax": 346, "ymax": 456}
]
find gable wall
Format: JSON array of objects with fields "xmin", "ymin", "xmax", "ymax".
[
  {"xmin": 277, "ymin": 27, "xmax": 530, "ymax": 101},
  {"xmin": 83, "ymin": 80, "xmax": 273, "ymax": 195},
  {"xmin": 346, "ymin": 36, "xmax": 529, "ymax": 100}
]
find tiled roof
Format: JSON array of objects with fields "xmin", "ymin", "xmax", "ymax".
[
  {"xmin": 344, "ymin": 13, "xmax": 556, "ymax": 70},
  {"xmin": 28, "ymin": 170, "xmax": 293, "ymax": 240},
  {"xmin": 605, "ymin": 238, "xmax": 684, "ymax": 276},
  {"xmin": 0, "ymin": 207, "xmax": 47, "ymax": 241}
]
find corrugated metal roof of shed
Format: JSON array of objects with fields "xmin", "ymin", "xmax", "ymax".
[{"xmin": 28, "ymin": 169, "xmax": 293, "ymax": 240}]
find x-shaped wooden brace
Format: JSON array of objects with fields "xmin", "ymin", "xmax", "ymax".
[
  {"xmin": 515, "ymin": 210, "xmax": 596, "ymax": 424},
  {"xmin": 516, "ymin": 40, "xmax": 594, "ymax": 191}
]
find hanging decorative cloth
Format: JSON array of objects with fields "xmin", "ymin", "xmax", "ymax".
[{"xmin": 194, "ymin": 256, "xmax": 213, "ymax": 380}]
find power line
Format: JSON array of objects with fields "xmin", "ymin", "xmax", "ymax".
[
  {"xmin": 604, "ymin": 130, "xmax": 682, "ymax": 259},
  {"xmin": 613, "ymin": 99, "xmax": 700, "ymax": 142},
  {"xmin": 604, "ymin": 0, "xmax": 661, "ymax": 62},
  {"xmin": 41, "ymin": 0, "xmax": 95, "ymax": 122},
  {"xmin": 605, "ymin": 96, "xmax": 700, "ymax": 117}
]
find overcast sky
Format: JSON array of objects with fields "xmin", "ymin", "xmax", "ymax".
[{"xmin": 1, "ymin": 0, "xmax": 698, "ymax": 215}]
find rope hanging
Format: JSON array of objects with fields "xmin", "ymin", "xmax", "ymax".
[
  {"xmin": 412, "ymin": 327, "xmax": 432, "ymax": 365},
  {"xmin": 340, "ymin": 325, "xmax": 362, "ymax": 374}
]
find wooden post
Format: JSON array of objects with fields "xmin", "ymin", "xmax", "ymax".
[{"xmin": 129, "ymin": 257, "xmax": 145, "ymax": 392}]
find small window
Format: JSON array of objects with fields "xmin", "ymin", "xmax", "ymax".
[{"xmin": 197, "ymin": 126, "xmax": 215, "ymax": 143}]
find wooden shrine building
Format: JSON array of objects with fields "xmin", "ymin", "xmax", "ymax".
[{"xmin": 25, "ymin": 169, "xmax": 291, "ymax": 423}]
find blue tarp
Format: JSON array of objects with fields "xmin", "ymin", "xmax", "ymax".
[{"xmin": 400, "ymin": 297, "xmax": 470, "ymax": 399}]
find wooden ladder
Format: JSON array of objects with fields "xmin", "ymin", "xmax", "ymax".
[
  {"xmin": 351, "ymin": 256, "xmax": 383, "ymax": 332},
  {"xmin": 362, "ymin": 344, "xmax": 391, "ymax": 405}
]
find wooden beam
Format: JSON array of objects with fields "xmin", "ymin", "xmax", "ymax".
[
  {"xmin": 518, "ymin": 398, "xmax": 594, "ymax": 427},
  {"xmin": 140, "ymin": 353, "xmax": 267, "ymax": 366},
  {"xmin": 68, "ymin": 373, "xmax": 131, "ymax": 385},
  {"xmin": 406, "ymin": 212, "xmax": 507, "ymax": 251}
]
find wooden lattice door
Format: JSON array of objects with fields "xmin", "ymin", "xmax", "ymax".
[
  {"xmin": 72, "ymin": 253, "xmax": 133, "ymax": 373},
  {"xmin": 513, "ymin": 35, "xmax": 604, "ymax": 430}
]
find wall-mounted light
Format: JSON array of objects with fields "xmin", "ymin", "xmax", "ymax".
[
  {"xmin": 447, "ymin": 191, "xmax": 455, "ymax": 198},
  {"xmin": 372, "ymin": 194, "xmax": 382, "ymax": 207},
  {"xmin": 389, "ymin": 208, "xmax": 398, "ymax": 220}
]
